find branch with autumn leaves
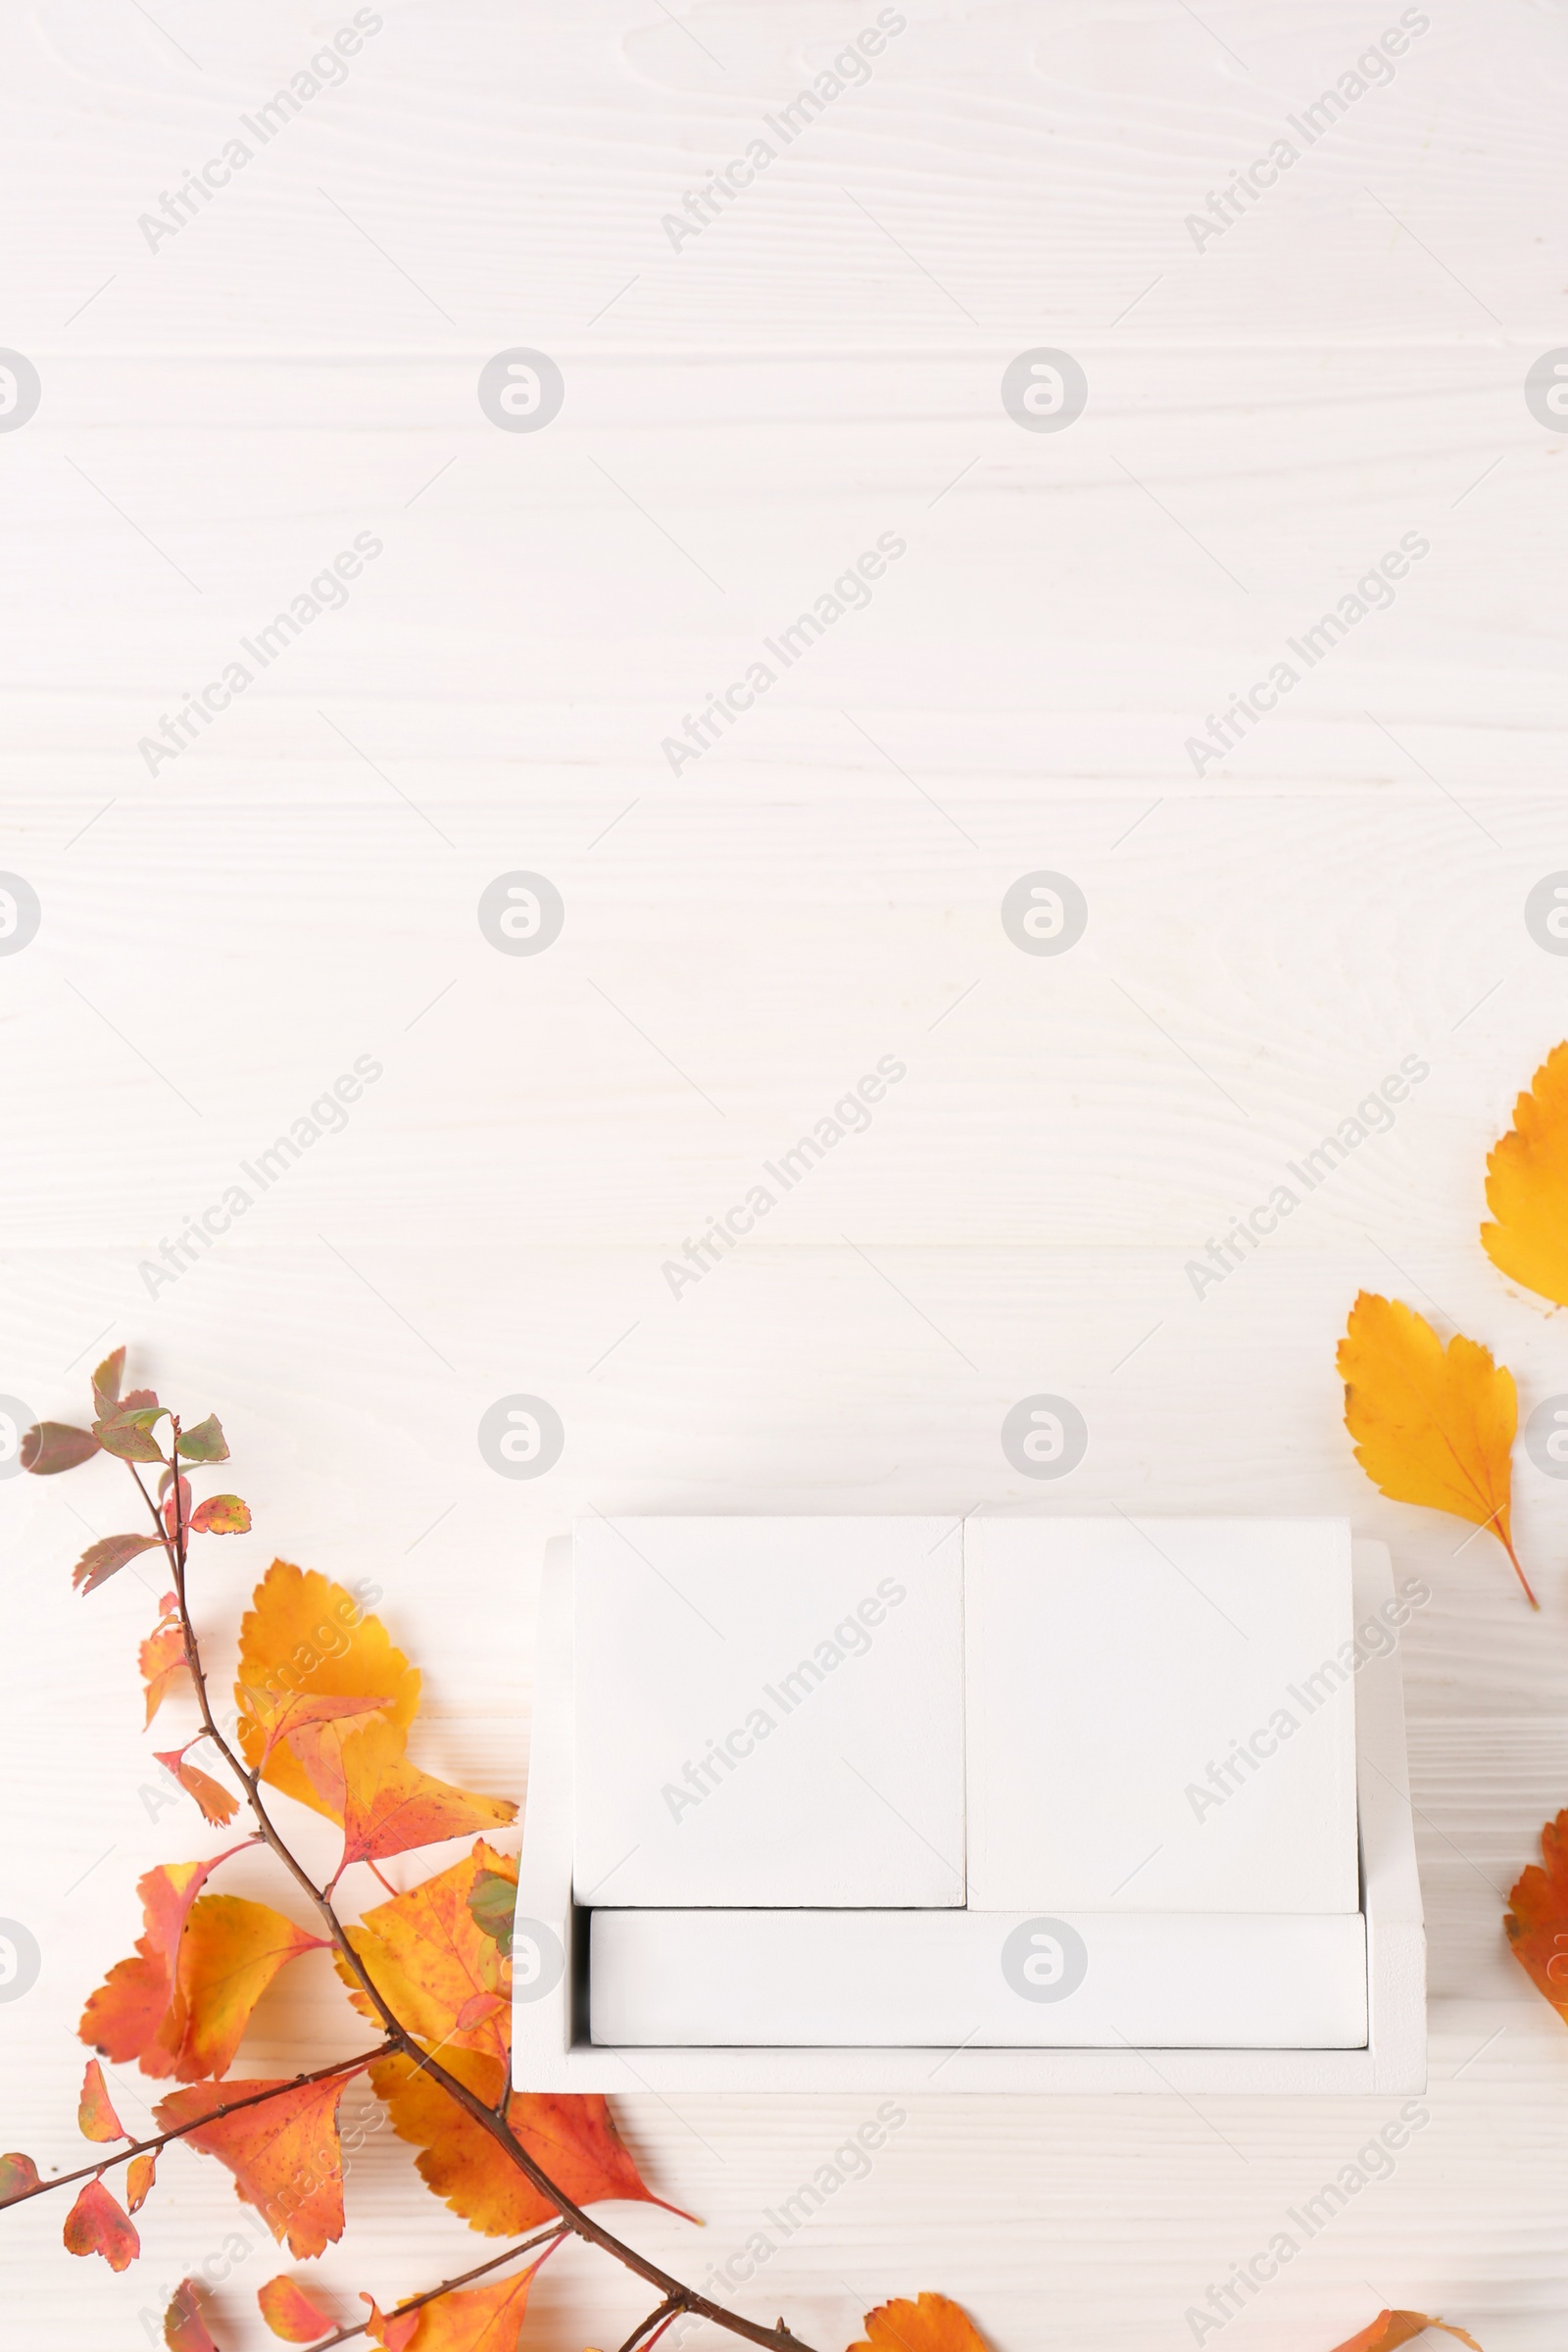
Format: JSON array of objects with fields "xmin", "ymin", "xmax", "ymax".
[
  {"xmin": 4, "ymin": 1244, "xmax": 1552, "ymax": 2352},
  {"xmin": 2, "ymin": 1347, "xmax": 892, "ymax": 2352}
]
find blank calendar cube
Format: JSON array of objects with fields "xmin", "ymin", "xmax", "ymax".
[{"xmin": 572, "ymin": 1515, "xmax": 965, "ymax": 1907}]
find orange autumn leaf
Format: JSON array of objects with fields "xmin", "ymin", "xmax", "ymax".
[
  {"xmin": 125, "ymin": 2150, "xmax": 158, "ymax": 2212},
  {"xmin": 154, "ymin": 2073, "xmax": 356, "ymax": 2260},
  {"xmin": 1330, "ymin": 2313, "xmax": 1483, "ymax": 2352},
  {"xmin": 1481, "ymin": 1040, "xmax": 1568, "ymax": 1306},
  {"xmin": 236, "ymin": 1561, "xmax": 420, "ymax": 1821},
  {"xmin": 82, "ymin": 1868, "xmax": 320, "ymax": 2083},
  {"xmin": 849, "ymin": 2296, "xmax": 987, "ymax": 2352},
  {"xmin": 166, "ymin": 2278, "xmax": 221, "ymax": 2352},
  {"xmin": 1338, "ymin": 1291, "xmax": 1536, "ymax": 1608},
  {"xmin": 174, "ymin": 1897, "xmax": 327, "ymax": 2079},
  {"xmin": 78, "ymin": 2057, "xmax": 127, "ymax": 2142},
  {"xmin": 80, "ymin": 1853, "xmax": 236, "ymax": 2075},
  {"xmin": 385, "ymin": 2262, "xmax": 538, "ymax": 2351},
  {"xmin": 1505, "ymin": 1806, "xmax": 1568, "ymax": 2025},
  {"xmin": 142, "ymin": 1600, "xmax": 191, "ymax": 1727},
  {"xmin": 157, "ymin": 1748, "xmax": 241, "ymax": 1828},
  {"xmin": 63, "ymin": 2176, "xmax": 139, "ymax": 2271},
  {"xmin": 285, "ymin": 1715, "xmax": 515, "ymax": 1873},
  {"xmin": 337, "ymin": 1842, "xmax": 515, "ymax": 2067},
  {"xmin": 369, "ymin": 2049, "xmax": 685, "ymax": 2237},
  {"xmin": 364, "ymin": 2300, "xmax": 420, "ymax": 2352},
  {"xmin": 259, "ymin": 2274, "xmax": 340, "ymax": 2341}
]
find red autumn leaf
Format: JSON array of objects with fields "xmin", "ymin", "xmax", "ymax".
[
  {"xmin": 0, "ymin": 2152, "xmax": 40, "ymax": 2203},
  {"xmin": 163, "ymin": 1475, "xmax": 193, "ymax": 1537},
  {"xmin": 259, "ymin": 2275, "xmax": 339, "ymax": 2341},
  {"xmin": 142, "ymin": 1605, "xmax": 191, "ymax": 1727},
  {"xmin": 1505, "ymin": 1807, "xmax": 1568, "ymax": 2024},
  {"xmin": 125, "ymin": 2149, "xmax": 158, "ymax": 2211},
  {"xmin": 78, "ymin": 2057, "xmax": 127, "ymax": 2142},
  {"xmin": 155, "ymin": 2074, "xmax": 356, "ymax": 2259},
  {"xmin": 73, "ymin": 1531, "xmax": 164, "ymax": 1593},
  {"xmin": 156, "ymin": 1748, "xmax": 241, "ymax": 1828},
  {"xmin": 177, "ymin": 1414, "xmax": 229, "ymax": 1463},
  {"xmin": 21, "ymin": 1420, "xmax": 100, "ymax": 1474},
  {"xmin": 190, "ymin": 1494, "xmax": 252, "ymax": 1536},
  {"xmin": 369, "ymin": 2049, "xmax": 689, "ymax": 2237},
  {"xmin": 455, "ymin": 1992, "xmax": 504, "ymax": 2032},
  {"xmin": 166, "ymin": 2278, "xmax": 221, "ymax": 2351},
  {"xmin": 285, "ymin": 1716, "xmax": 514, "ymax": 1874},
  {"xmin": 63, "ymin": 2175, "xmax": 139, "ymax": 2271},
  {"xmin": 1331, "ymin": 2314, "xmax": 1483, "ymax": 2352}
]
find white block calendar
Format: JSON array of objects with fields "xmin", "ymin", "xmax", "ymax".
[{"xmin": 514, "ymin": 1516, "xmax": 1426, "ymax": 2093}]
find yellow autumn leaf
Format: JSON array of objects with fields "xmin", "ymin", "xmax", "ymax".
[
  {"xmin": 235, "ymin": 1561, "xmax": 421, "ymax": 1819},
  {"xmin": 1338, "ymin": 1291, "xmax": 1537, "ymax": 1608},
  {"xmin": 1482, "ymin": 1040, "xmax": 1568, "ymax": 1305}
]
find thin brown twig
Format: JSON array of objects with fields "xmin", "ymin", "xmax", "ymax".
[
  {"xmin": 616, "ymin": 2297, "xmax": 684, "ymax": 2352},
  {"xmin": 120, "ymin": 1424, "xmax": 819, "ymax": 2352}
]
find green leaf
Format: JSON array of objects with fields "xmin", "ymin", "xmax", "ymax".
[
  {"xmin": 0, "ymin": 2153, "xmax": 40, "ymax": 2204},
  {"xmin": 466, "ymin": 1868, "xmax": 516, "ymax": 1958},
  {"xmin": 91, "ymin": 1347, "xmax": 124, "ymax": 1418},
  {"xmin": 176, "ymin": 1415, "xmax": 228, "ymax": 1464},
  {"xmin": 20, "ymin": 1421, "xmax": 100, "ymax": 1475},
  {"xmin": 188, "ymin": 1494, "xmax": 250, "ymax": 1536},
  {"xmin": 73, "ymin": 1533, "xmax": 165, "ymax": 1593},
  {"xmin": 94, "ymin": 1406, "xmax": 169, "ymax": 1463}
]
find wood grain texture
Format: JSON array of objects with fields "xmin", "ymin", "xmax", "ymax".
[{"xmin": 3, "ymin": 0, "xmax": 1568, "ymax": 2345}]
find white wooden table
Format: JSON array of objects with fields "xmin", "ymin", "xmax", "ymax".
[{"xmin": 3, "ymin": 1, "xmax": 1568, "ymax": 2344}]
